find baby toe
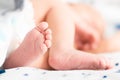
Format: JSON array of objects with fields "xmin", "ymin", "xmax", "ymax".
[
  {"xmin": 36, "ymin": 22, "xmax": 49, "ymax": 32},
  {"xmin": 45, "ymin": 29, "xmax": 52, "ymax": 34},
  {"xmin": 45, "ymin": 40, "xmax": 52, "ymax": 48},
  {"xmin": 46, "ymin": 34, "xmax": 52, "ymax": 40},
  {"xmin": 98, "ymin": 56, "xmax": 112, "ymax": 70}
]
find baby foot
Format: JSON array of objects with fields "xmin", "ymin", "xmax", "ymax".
[
  {"xmin": 85, "ymin": 54, "xmax": 112, "ymax": 70},
  {"xmin": 3, "ymin": 22, "xmax": 52, "ymax": 68},
  {"xmin": 76, "ymin": 53, "xmax": 113, "ymax": 70}
]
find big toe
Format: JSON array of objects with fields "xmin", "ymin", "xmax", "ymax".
[{"xmin": 36, "ymin": 22, "xmax": 49, "ymax": 32}]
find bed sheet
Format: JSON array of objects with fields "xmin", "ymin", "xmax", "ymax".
[{"xmin": 0, "ymin": 52, "xmax": 120, "ymax": 80}]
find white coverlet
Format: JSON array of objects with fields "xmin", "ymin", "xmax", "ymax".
[{"xmin": 0, "ymin": 52, "xmax": 120, "ymax": 80}]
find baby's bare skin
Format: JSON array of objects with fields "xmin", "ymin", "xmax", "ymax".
[
  {"xmin": 3, "ymin": 1, "xmax": 113, "ymax": 70},
  {"xmin": 46, "ymin": 4, "xmax": 112, "ymax": 70},
  {"xmin": 3, "ymin": 22, "xmax": 52, "ymax": 69},
  {"xmin": 89, "ymin": 31, "xmax": 120, "ymax": 53},
  {"xmin": 69, "ymin": 3, "xmax": 105, "ymax": 51}
]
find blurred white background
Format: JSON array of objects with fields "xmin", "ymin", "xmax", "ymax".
[
  {"xmin": 67, "ymin": 0, "xmax": 120, "ymax": 37},
  {"xmin": 67, "ymin": 0, "xmax": 120, "ymax": 23},
  {"xmin": 0, "ymin": 0, "xmax": 120, "ymax": 37},
  {"xmin": 0, "ymin": 0, "xmax": 14, "ymax": 10}
]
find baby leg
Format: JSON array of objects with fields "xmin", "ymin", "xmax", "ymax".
[
  {"xmin": 3, "ymin": 22, "xmax": 52, "ymax": 69},
  {"xmin": 69, "ymin": 4, "xmax": 105, "ymax": 50},
  {"xmin": 90, "ymin": 31, "xmax": 120, "ymax": 53},
  {"xmin": 46, "ymin": 4, "xmax": 112, "ymax": 70},
  {"xmin": 31, "ymin": 0, "xmax": 62, "ymax": 25}
]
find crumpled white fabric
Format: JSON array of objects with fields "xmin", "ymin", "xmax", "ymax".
[
  {"xmin": 0, "ymin": 25, "xmax": 12, "ymax": 67},
  {"xmin": 1, "ymin": 52, "xmax": 120, "ymax": 80}
]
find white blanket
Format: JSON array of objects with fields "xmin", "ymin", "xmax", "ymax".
[{"xmin": 0, "ymin": 52, "xmax": 120, "ymax": 80}]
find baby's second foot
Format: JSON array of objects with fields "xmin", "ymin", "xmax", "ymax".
[{"xmin": 3, "ymin": 22, "xmax": 52, "ymax": 68}]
